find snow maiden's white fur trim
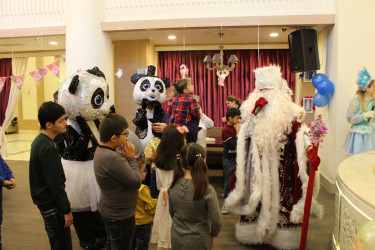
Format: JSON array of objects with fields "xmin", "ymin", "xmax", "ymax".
[
  {"xmin": 290, "ymin": 125, "xmax": 323, "ymax": 223},
  {"xmin": 236, "ymin": 222, "xmax": 301, "ymax": 249}
]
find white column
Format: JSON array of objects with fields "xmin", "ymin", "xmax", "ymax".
[
  {"xmin": 318, "ymin": 0, "xmax": 375, "ymax": 190},
  {"xmin": 66, "ymin": 0, "xmax": 114, "ymax": 104}
]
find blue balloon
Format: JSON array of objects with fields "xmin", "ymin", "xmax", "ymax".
[
  {"xmin": 313, "ymin": 92, "xmax": 330, "ymax": 107},
  {"xmin": 312, "ymin": 73, "xmax": 328, "ymax": 88},
  {"xmin": 317, "ymin": 80, "xmax": 335, "ymax": 95}
]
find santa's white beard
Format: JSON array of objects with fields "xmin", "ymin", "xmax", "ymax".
[{"xmin": 241, "ymin": 89, "xmax": 304, "ymax": 155}]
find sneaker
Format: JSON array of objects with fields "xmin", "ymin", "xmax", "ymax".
[{"xmin": 221, "ymin": 205, "xmax": 229, "ymax": 214}]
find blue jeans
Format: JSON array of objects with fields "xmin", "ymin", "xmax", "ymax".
[
  {"xmin": 131, "ymin": 222, "xmax": 152, "ymax": 250},
  {"xmin": 40, "ymin": 208, "xmax": 72, "ymax": 250},
  {"xmin": 102, "ymin": 216, "xmax": 135, "ymax": 250},
  {"xmin": 222, "ymin": 158, "xmax": 236, "ymax": 200}
]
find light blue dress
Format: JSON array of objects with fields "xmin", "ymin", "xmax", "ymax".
[{"xmin": 343, "ymin": 97, "xmax": 375, "ymax": 154}]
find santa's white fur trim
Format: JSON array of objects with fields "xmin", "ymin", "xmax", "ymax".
[
  {"xmin": 290, "ymin": 125, "xmax": 323, "ymax": 223},
  {"xmin": 224, "ymin": 121, "xmax": 250, "ymax": 211},
  {"xmin": 269, "ymin": 153, "xmax": 281, "ymax": 236},
  {"xmin": 225, "ymin": 140, "xmax": 263, "ymax": 216},
  {"xmin": 236, "ymin": 222, "xmax": 301, "ymax": 249},
  {"xmin": 256, "ymin": 152, "xmax": 272, "ymax": 240},
  {"xmin": 253, "ymin": 65, "xmax": 282, "ymax": 90}
]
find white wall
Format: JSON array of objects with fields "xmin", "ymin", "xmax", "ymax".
[
  {"xmin": 21, "ymin": 58, "xmax": 38, "ymax": 120},
  {"xmin": 319, "ymin": 0, "xmax": 375, "ymax": 188},
  {"xmin": 43, "ymin": 56, "xmax": 65, "ymax": 101}
]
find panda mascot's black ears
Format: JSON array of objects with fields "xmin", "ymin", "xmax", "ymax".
[
  {"xmin": 131, "ymin": 65, "xmax": 165, "ymax": 85},
  {"xmin": 87, "ymin": 67, "xmax": 106, "ymax": 80},
  {"xmin": 147, "ymin": 65, "xmax": 156, "ymax": 76},
  {"xmin": 131, "ymin": 74, "xmax": 142, "ymax": 84},
  {"xmin": 69, "ymin": 75, "xmax": 80, "ymax": 94},
  {"xmin": 162, "ymin": 77, "xmax": 170, "ymax": 88}
]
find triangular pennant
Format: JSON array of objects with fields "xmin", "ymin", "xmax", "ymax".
[
  {"xmin": 29, "ymin": 67, "xmax": 48, "ymax": 84},
  {"xmin": 0, "ymin": 77, "xmax": 7, "ymax": 92},
  {"xmin": 38, "ymin": 67, "xmax": 48, "ymax": 77},
  {"xmin": 12, "ymin": 73, "xmax": 25, "ymax": 89},
  {"xmin": 29, "ymin": 69, "xmax": 42, "ymax": 84},
  {"xmin": 46, "ymin": 60, "xmax": 60, "ymax": 77}
]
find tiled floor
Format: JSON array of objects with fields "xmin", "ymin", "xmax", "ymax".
[{"xmin": 3, "ymin": 130, "xmax": 39, "ymax": 161}]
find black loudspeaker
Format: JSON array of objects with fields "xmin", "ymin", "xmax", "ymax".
[{"xmin": 288, "ymin": 29, "xmax": 320, "ymax": 73}]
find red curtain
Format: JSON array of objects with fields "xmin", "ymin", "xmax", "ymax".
[
  {"xmin": 0, "ymin": 58, "xmax": 12, "ymax": 126},
  {"xmin": 158, "ymin": 49, "xmax": 294, "ymax": 127}
]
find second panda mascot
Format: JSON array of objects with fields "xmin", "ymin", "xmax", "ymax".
[
  {"xmin": 131, "ymin": 65, "xmax": 170, "ymax": 149},
  {"xmin": 59, "ymin": 67, "xmax": 114, "ymax": 249}
]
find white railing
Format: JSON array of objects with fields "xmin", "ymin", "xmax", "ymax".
[
  {"xmin": 0, "ymin": 0, "xmax": 335, "ymax": 30},
  {"xmin": 0, "ymin": 0, "xmax": 65, "ymax": 29},
  {"xmin": 103, "ymin": 0, "xmax": 335, "ymax": 21}
]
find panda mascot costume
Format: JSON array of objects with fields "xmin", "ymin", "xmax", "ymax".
[
  {"xmin": 59, "ymin": 67, "xmax": 113, "ymax": 249},
  {"xmin": 131, "ymin": 65, "xmax": 170, "ymax": 148},
  {"xmin": 131, "ymin": 65, "xmax": 169, "ymax": 187}
]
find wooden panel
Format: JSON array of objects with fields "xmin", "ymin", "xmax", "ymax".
[{"xmin": 113, "ymin": 40, "xmax": 150, "ymax": 131}]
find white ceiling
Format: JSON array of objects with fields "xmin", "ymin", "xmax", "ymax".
[{"xmin": 0, "ymin": 25, "xmax": 330, "ymax": 56}]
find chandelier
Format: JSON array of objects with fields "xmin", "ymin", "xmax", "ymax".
[{"xmin": 203, "ymin": 32, "xmax": 239, "ymax": 85}]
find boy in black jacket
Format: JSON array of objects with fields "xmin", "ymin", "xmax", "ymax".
[{"xmin": 29, "ymin": 101, "xmax": 73, "ymax": 249}]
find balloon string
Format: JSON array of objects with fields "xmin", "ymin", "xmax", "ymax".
[{"xmin": 257, "ymin": 21, "xmax": 260, "ymax": 67}]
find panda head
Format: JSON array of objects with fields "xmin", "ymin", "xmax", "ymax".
[
  {"xmin": 59, "ymin": 67, "xmax": 113, "ymax": 121},
  {"xmin": 132, "ymin": 65, "xmax": 170, "ymax": 105}
]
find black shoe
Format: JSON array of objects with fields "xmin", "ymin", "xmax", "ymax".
[
  {"xmin": 95, "ymin": 237, "xmax": 107, "ymax": 249},
  {"xmin": 80, "ymin": 242, "xmax": 98, "ymax": 250}
]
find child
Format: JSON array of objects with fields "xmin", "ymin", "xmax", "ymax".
[
  {"xmin": 168, "ymin": 143, "xmax": 222, "ymax": 250},
  {"xmin": 222, "ymin": 95, "xmax": 242, "ymax": 123},
  {"xmin": 132, "ymin": 157, "xmax": 157, "ymax": 250},
  {"xmin": 144, "ymin": 132, "xmax": 162, "ymax": 198},
  {"xmin": 166, "ymin": 78, "xmax": 201, "ymax": 143},
  {"xmin": 221, "ymin": 108, "xmax": 241, "ymax": 214},
  {"xmin": 94, "ymin": 113, "xmax": 141, "ymax": 249},
  {"xmin": 0, "ymin": 151, "xmax": 16, "ymax": 250},
  {"xmin": 150, "ymin": 125, "xmax": 187, "ymax": 249},
  {"xmin": 343, "ymin": 67, "xmax": 375, "ymax": 155}
]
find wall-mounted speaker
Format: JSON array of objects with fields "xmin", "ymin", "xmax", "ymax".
[{"xmin": 288, "ymin": 29, "xmax": 320, "ymax": 73}]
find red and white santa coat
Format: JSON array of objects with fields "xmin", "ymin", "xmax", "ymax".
[{"xmin": 224, "ymin": 65, "xmax": 322, "ymax": 249}]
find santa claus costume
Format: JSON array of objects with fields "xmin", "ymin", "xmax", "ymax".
[{"xmin": 224, "ymin": 65, "xmax": 322, "ymax": 249}]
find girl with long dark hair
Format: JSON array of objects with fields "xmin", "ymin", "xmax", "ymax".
[
  {"xmin": 150, "ymin": 125, "xmax": 187, "ymax": 249},
  {"xmin": 168, "ymin": 143, "xmax": 222, "ymax": 250}
]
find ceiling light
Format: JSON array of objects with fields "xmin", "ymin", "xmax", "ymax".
[
  {"xmin": 203, "ymin": 32, "xmax": 239, "ymax": 85},
  {"xmin": 270, "ymin": 33, "xmax": 279, "ymax": 37},
  {"xmin": 168, "ymin": 35, "xmax": 176, "ymax": 40},
  {"xmin": 49, "ymin": 41, "xmax": 58, "ymax": 45}
]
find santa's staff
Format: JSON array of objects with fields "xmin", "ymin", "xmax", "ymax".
[{"xmin": 300, "ymin": 115, "xmax": 327, "ymax": 249}]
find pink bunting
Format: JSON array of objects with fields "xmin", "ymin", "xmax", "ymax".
[
  {"xmin": 0, "ymin": 77, "xmax": 6, "ymax": 93},
  {"xmin": 12, "ymin": 74, "xmax": 25, "ymax": 89},
  {"xmin": 29, "ymin": 67, "xmax": 47, "ymax": 84},
  {"xmin": 0, "ymin": 55, "xmax": 65, "ymax": 87},
  {"xmin": 46, "ymin": 60, "xmax": 60, "ymax": 77}
]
